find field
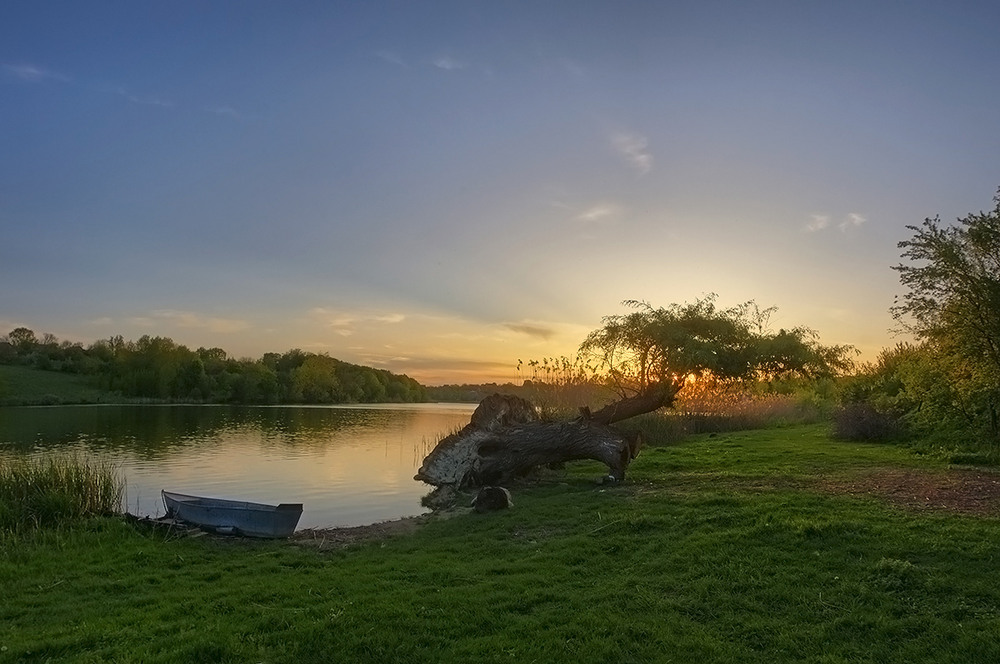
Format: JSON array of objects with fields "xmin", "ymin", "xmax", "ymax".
[{"xmin": 3, "ymin": 424, "xmax": 1000, "ymax": 663}]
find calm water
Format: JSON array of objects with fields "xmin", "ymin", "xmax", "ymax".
[{"xmin": 0, "ymin": 403, "xmax": 476, "ymax": 529}]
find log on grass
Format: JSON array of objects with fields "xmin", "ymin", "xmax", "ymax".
[{"xmin": 415, "ymin": 393, "xmax": 646, "ymax": 488}]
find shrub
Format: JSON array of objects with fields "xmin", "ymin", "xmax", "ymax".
[{"xmin": 832, "ymin": 403, "xmax": 905, "ymax": 441}]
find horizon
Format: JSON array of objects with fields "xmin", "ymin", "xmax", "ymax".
[{"xmin": 3, "ymin": 2, "xmax": 998, "ymax": 385}]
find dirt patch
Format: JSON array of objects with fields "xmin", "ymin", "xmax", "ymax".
[
  {"xmin": 292, "ymin": 517, "xmax": 425, "ymax": 550},
  {"xmin": 821, "ymin": 467, "xmax": 1000, "ymax": 516},
  {"xmin": 291, "ymin": 508, "xmax": 470, "ymax": 550}
]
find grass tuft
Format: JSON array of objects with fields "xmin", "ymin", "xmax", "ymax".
[{"xmin": 0, "ymin": 454, "xmax": 125, "ymax": 534}]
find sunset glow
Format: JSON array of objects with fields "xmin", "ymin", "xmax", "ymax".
[{"xmin": 3, "ymin": 3, "xmax": 998, "ymax": 384}]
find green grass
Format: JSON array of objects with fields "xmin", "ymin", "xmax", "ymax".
[
  {"xmin": 0, "ymin": 365, "xmax": 114, "ymax": 406},
  {"xmin": 2, "ymin": 424, "xmax": 999, "ymax": 663},
  {"xmin": 0, "ymin": 455, "xmax": 125, "ymax": 534}
]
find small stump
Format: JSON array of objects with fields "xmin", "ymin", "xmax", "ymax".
[{"xmin": 472, "ymin": 486, "xmax": 513, "ymax": 513}]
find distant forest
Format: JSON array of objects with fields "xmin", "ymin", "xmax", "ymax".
[{"xmin": 0, "ymin": 327, "xmax": 426, "ymax": 404}]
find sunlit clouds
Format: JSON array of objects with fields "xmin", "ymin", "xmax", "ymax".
[
  {"xmin": 4, "ymin": 3, "xmax": 999, "ymax": 384},
  {"xmin": 502, "ymin": 322, "xmax": 555, "ymax": 340}
]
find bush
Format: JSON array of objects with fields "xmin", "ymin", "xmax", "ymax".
[{"xmin": 832, "ymin": 403, "xmax": 905, "ymax": 441}]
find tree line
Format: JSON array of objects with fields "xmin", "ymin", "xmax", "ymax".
[{"xmin": 0, "ymin": 330, "xmax": 426, "ymax": 405}]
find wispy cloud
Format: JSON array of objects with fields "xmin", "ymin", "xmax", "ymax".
[
  {"xmin": 309, "ymin": 307, "xmax": 406, "ymax": 336},
  {"xmin": 116, "ymin": 87, "xmax": 173, "ymax": 107},
  {"xmin": 576, "ymin": 203, "xmax": 623, "ymax": 223},
  {"xmin": 205, "ymin": 105, "xmax": 242, "ymax": 120},
  {"xmin": 150, "ymin": 310, "xmax": 249, "ymax": 333},
  {"xmin": 432, "ymin": 56, "xmax": 465, "ymax": 71},
  {"xmin": 375, "ymin": 50, "xmax": 408, "ymax": 68},
  {"xmin": 805, "ymin": 214, "xmax": 830, "ymax": 232},
  {"xmin": 123, "ymin": 310, "xmax": 248, "ymax": 333},
  {"xmin": 806, "ymin": 212, "xmax": 868, "ymax": 233},
  {"xmin": 503, "ymin": 322, "xmax": 555, "ymax": 340},
  {"xmin": 840, "ymin": 212, "xmax": 867, "ymax": 231},
  {"xmin": 3, "ymin": 63, "xmax": 69, "ymax": 82},
  {"xmin": 612, "ymin": 131, "xmax": 653, "ymax": 175}
]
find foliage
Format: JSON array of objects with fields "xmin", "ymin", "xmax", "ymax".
[
  {"xmin": 0, "ymin": 455, "xmax": 125, "ymax": 534},
  {"xmin": 0, "ymin": 329, "xmax": 427, "ymax": 406},
  {"xmin": 891, "ymin": 189, "xmax": 1000, "ymax": 446},
  {"xmin": 579, "ymin": 295, "xmax": 855, "ymax": 398},
  {"xmin": 4, "ymin": 426, "xmax": 1000, "ymax": 663},
  {"xmin": 840, "ymin": 189, "xmax": 1000, "ymax": 451}
]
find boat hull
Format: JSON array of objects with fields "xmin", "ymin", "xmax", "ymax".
[{"xmin": 161, "ymin": 490, "xmax": 303, "ymax": 538}]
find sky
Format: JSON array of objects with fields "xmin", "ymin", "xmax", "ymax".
[{"xmin": 2, "ymin": 1, "xmax": 999, "ymax": 385}]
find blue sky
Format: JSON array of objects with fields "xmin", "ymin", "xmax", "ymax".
[{"xmin": 2, "ymin": 1, "xmax": 999, "ymax": 384}]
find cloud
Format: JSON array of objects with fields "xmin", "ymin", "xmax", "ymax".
[
  {"xmin": 3, "ymin": 63, "xmax": 69, "ymax": 82},
  {"xmin": 147, "ymin": 310, "xmax": 249, "ymax": 333},
  {"xmin": 503, "ymin": 322, "xmax": 555, "ymax": 340},
  {"xmin": 116, "ymin": 87, "xmax": 173, "ymax": 107},
  {"xmin": 805, "ymin": 214, "xmax": 830, "ymax": 232},
  {"xmin": 375, "ymin": 50, "xmax": 408, "ymax": 67},
  {"xmin": 432, "ymin": 56, "xmax": 465, "ymax": 71},
  {"xmin": 612, "ymin": 131, "xmax": 653, "ymax": 175},
  {"xmin": 309, "ymin": 307, "xmax": 405, "ymax": 335},
  {"xmin": 205, "ymin": 105, "xmax": 242, "ymax": 120},
  {"xmin": 576, "ymin": 203, "xmax": 622, "ymax": 223},
  {"xmin": 840, "ymin": 213, "xmax": 867, "ymax": 231},
  {"xmin": 805, "ymin": 212, "xmax": 868, "ymax": 233}
]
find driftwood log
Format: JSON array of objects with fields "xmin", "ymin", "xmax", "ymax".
[{"xmin": 415, "ymin": 386, "xmax": 681, "ymax": 489}]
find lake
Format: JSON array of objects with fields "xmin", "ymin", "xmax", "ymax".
[{"xmin": 0, "ymin": 403, "xmax": 477, "ymax": 529}]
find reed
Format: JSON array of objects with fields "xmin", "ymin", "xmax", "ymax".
[{"xmin": 0, "ymin": 454, "xmax": 125, "ymax": 534}]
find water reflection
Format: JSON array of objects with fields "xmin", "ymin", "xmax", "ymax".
[{"xmin": 0, "ymin": 403, "xmax": 475, "ymax": 529}]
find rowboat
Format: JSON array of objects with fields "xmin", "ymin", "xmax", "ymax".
[{"xmin": 161, "ymin": 490, "xmax": 303, "ymax": 538}]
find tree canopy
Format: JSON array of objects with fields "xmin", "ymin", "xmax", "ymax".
[
  {"xmin": 580, "ymin": 296, "xmax": 854, "ymax": 398},
  {"xmin": 889, "ymin": 188, "xmax": 1000, "ymax": 443}
]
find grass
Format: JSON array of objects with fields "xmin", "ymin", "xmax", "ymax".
[
  {"xmin": 0, "ymin": 455, "xmax": 125, "ymax": 534},
  {"xmin": 0, "ymin": 365, "xmax": 114, "ymax": 406},
  {"xmin": 2, "ymin": 424, "xmax": 1000, "ymax": 663}
]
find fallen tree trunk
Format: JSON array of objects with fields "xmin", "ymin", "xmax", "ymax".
[{"xmin": 415, "ymin": 384, "xmax": 681, "ymax": 489}]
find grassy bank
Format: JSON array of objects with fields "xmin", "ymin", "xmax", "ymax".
[
  {"xmin": 0, "ymin": 365, "xmax": 116, "ymax": 406},
  {"xmin": 3, "ymin": 424, "xmax": 1000, "ymax": 663}
]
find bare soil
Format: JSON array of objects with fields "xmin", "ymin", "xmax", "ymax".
[{"xmin": 820, "ymin": 467, "xmax": 1000, "ymax": 516}]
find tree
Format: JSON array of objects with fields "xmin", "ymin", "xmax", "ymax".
[
  {"xmin": 417, "ymin": 296, "xmax": 854, "ymax": 489},
  {"xmin": 891, "ymin": 188, "xmax": 1000, "ymax": 443},
  {"xmin": 576, "ymin": 296, "xmax": 853, "ymax": 425},
  {"xmin": 6, "ymin": 327, "xmax": 37, "ymax": 353}
]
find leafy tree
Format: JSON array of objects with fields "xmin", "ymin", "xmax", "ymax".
[
  {"xmin": 293, "ymin": 355, "xmax": 343, "ymax": 403},
  {"xmin": 6, "ymin": 327, "xmax": 37, "ymax": 353},
  {"xmin": 577, "ymin": 296, "xmax": 854, "ymax": 423},
  {"xmin": 892, "ymin": 188, "xmax": 1000, "ymax": 444}
]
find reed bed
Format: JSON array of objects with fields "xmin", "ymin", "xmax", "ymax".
[{"xmin": 0, "ymin": 454, "xmax": 125, "ymax": 534}]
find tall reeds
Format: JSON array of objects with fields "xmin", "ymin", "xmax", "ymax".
[{"xmin": 0, "ymin": 454, "xmax": 125, "ymax": 534}]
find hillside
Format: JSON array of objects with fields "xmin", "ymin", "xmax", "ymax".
[{"xmin": 0, "ymin": 365, "xmax": 117, "ymax": 406}]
